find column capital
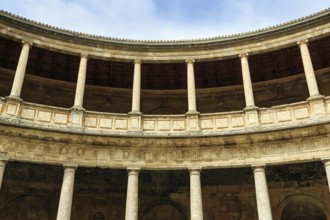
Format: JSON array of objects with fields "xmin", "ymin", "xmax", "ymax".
[
  {"xmin": 80, "ymin": 53, "xmax": 89, "ymax": 59},
  {"xmin": 0, "ymin": 160, "xmax": 7, "ymax": 167},
  {"xmin": 322, "ymin": 158, "xmax": 330, "ymax": 166},
  {"xmin": 185, "ymin": 59, "xmax": 195, "ymax": 64},
  {"xmin": 0, "ymin": 152, "xmax": 9, "ymax": 160},
  {"xmin": 189, "ymin": 167, "xmax": 202, "ymax": 175},
  {"xmin": 297, "ymin": 39, "xmax": 309, "ymax": 46},
  {"xmin": 21, "ymin": 40, "xmax": 33, "ymax": 48},
  {"xmin": 134, "ymin": 59, "xmax": 142, "ymax": 64},
  {"xmin": 127, "ymin": 167, "xmax": 140, "ymax": 174},
  {"xmin": 252, "ymin": 164, "xmax": 266, "ymax": 172},
  {"xmin": 63, "ymin": 164, "xmax": 78, "ymax": 170},
  {"xmin": 239, "ymin": 53, "xmax": 249, "ymax": 59}
]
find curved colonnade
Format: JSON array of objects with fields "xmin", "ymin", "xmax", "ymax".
[{"xmin": 0, "ymin": 9, "xmax": 329, "ymax": 220}]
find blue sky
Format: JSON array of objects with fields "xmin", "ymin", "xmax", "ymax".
[{"xmin": 1, "ymin": 0, "xmax": 329, "ymax": 40}]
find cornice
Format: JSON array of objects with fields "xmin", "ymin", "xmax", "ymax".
[{"xmin": 0, "ymin": 8, "xmax": 329, "ymax": 49}]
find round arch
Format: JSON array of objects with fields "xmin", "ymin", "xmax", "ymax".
[
  {"xmin": 276, "ymin": 194, "xmax": 330, "ymax": 220},
  {"xmin": 140, "ymin": 198, "xmax": 188, "ymax": 220},
  {"xmin": 0, "ymin": 194, "xmax": 52, "ymax": 220}
]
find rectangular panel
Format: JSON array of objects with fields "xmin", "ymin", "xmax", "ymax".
[
  {"xmin": 54, "ymin": 113, "xmax": 69, "ymax": 125},
  {"xmin": 21, "ymin": 108, "xmax": 36, "ymax": 120},
  {"xmin": 143, "ymin": 120, "xmax": 155, "ymax": 130},
  {"xmin": 172, "ymin": 120, "xmax": 185, "ymax": 130},
  {"xmin": 114, "ymin": 119, "xmax": 128, "ymax": 130},
  {"xmin": 276, "ymin": 110, "xmax": 292, "ymax": 122},
  {"xmin": 294, "ymin": 107, "xmax": 309, "ymax": 120},
  {"xmin": 37, "ymin": 111, "xmax": 52, "ymax": 122},
  {"xmin": 201, "ymin": 119, "xmax": 213, "ymax": 129},
  {"xmin": 157, "ymin": 120, "xmax": 170, "ymax": 131},
  {"xmin": 215, "ymin": 118, "xmax": 229, "ymax": 128},
  {"xmin": 84, "ymin": 117, "xmax": 98, "ymax": 128},
  {"xmin": 99, "ymin": 118, "xmax": 113, "ymax": 129},
  {"xmin": 231, "ymin": 116, "xmax": 245, "ymax": 127},
  {"xmin": 260, "ymin": 112, "xmax": 275, "ymax": 124}
]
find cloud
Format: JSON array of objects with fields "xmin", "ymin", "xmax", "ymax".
[{"xmin": 0, "ymin": 0, "xmax": 329, "ymax": 40}]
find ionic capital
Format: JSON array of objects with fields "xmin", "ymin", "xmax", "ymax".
[
  {"xmin": 134, "ymin": 59, "xmax": 142, "ymax": 65},
  {"xmin": 21, "ymin": 40, "xmax": 33, "ymax": 48},
  {"xmin": 80, "ymin": 53, "xmax": 89, "ymax": 59},
  {"xmin": 322, "ymin": 158, "xmax": 330, "ymax": 167},
  {"xmin": 189, "ymin": 167, "xmax": 202, "ymax": 175},
  {"xmin": 252, "ymin": 164, "xmax": 266, "ymax": 172},
  {"xmin": 185, "ymin": 59, "xmax": 195, "ymax": 64},
  {"xmin": 63, "ymin": 163, "xmax": 78, "ymax": 170},
  {"xmin": 239, "ymin": 53, "xmax": 249, "ymax": 59},
  {"xmin": 127, "ymin": 167, "xmax": 140, "ymax": 175},
  {"xmin": 297, "ymin": 39, "xmax": 309, "ymax": 47},
  {"xmin": 0, "ymin": 160, "xmax": 7, "ymax": 167}
]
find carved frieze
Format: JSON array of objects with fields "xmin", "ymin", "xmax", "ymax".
[{"xmin": 0, "ymin": 124, "xmax": 329, "ymax": 168}]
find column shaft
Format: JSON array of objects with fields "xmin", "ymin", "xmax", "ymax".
[
  {"xmin": 0, "ymin": 160, "xmax": 7, "ymax": 190},
  {"xmin": 186, "ymin": 60, "xmax": 198, "ymax": 113},
  {"xmin": 298, "ymin": 40, "xmax": 320, "ymax": 97},
  {"xmin": 56, "ymin": 165, "xmax": 77, "ymax": 220},
  {"xmin": 131, "ymin": 60, "xmax": 141, "ymax": 113},
  {"xmin": 253, "ymin": 166, "xmax": 273, "ymax": 220},
  {"xmin": 73, "ymin": 54, "xmax": 88, "ymax": 108},
  {"xmin": 323, "ymin": 160, "xmax": 330, "ymax": 191},
  {"xmin": 125, "ymin": 168, "xmax": 139, "ymax": 220},
  {"xmin": 10, "ymin": 41, "xmax": 32, "ymax": 98},
  {"xmin": 190, "ymin": 169, "xmax": 204, "ymax": 220},
  {"xmin": 240, "ymin": 54, "xmax": 255, "ymax": 108}
]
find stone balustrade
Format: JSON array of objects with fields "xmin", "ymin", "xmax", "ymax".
[{"xmin": 0, "ymin": 96, "xmax": 329, "ymax": 136}]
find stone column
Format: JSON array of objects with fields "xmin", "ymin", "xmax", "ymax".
[
  {"xmin": 0, "ymin": 160, "xmax": 7, "ymax": 190},
  {"xmin": 252, "ymin": 165, "xmax": 273, "ymax": 220},
  {"xmin": 323, "ymin": 159, "xmax": 330, "ymax": 191},
  {"xmin": 73, "ymin": 53, "xmax": 88, "ymax": 109},
  {"xmin": 190, "ymin": 168, "xmax": 204, "ymax": 220},
  {"xmin": 130, "ymin": 60, "xmax": 142, "ymax": 114},
  {"xmin": 125, "ymin": 168, "xmax": 140, "ymax": 220},
  {"xmin": 186, "ymin": 60, "xmax": 198, "ymax": 114},
  {"xmin": 298, "ymin": 40, "xmax": 320, "ymax": 98},
  {"xmin": 9, "ymin": 41, "xmax": 32, "ymax": 99},
  {"xmin": 56, "ymin": 164, "xmax": 77, "ymax": 220},
  {"xmin": 239, "ymin": 53, "xmax": 256, "ymax": 109}
]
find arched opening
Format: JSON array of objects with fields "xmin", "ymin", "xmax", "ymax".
[
  {"xmin": 141, "ymin": 199, "xmax": 188, "ymax": 220},
  {"xmin": 91, "ymin": 211, "xmax": 106, "ymax": 220},
  {"xmin": 278, "ymin": 195, "xmax": 329, "ymax": 220}
]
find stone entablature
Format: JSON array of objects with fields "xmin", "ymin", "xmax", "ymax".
[
  {"xmin": 0, "ymin": 9, "xmax": 329, "ymax": 62},
  {"xmin": 0, "ymin": 118, "xmax": 329, "ymax": 169},
  {"xmin": 0, "ymin": 96, "xmax": 329, "ymax": 137}
]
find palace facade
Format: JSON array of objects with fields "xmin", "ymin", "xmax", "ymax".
[{"xmin": 0, "ymin": 8, "xmax": 329, "ymax": 220}]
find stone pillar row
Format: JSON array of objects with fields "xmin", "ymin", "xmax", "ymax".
[
  {"xmin": 7, "ymin": 39, "xmax": 321, "ymax": 114},
  {"xmin": 1, "ymin": 161, "xmax": 330, "ymax": 219}
]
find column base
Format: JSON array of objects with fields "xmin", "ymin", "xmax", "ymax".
[
  {"xmin": 307, "ymin": 94, "xmax": 324, "ymax": 101},
  {"xmin": 6, "ymin": 95, "xmax": 23, "ymax": 102},
  {"xmin": 69, "ymin": 107, "xmax": 85, "ymax": 128},
  {"xmin": 185, "ymin": 110, "xmax": 200, "ymax": 115},
  {"xmin": 243, "ymin": 105, "xmax": 258, "ymax": 111},
  {"xmin": 128, "ymin": 111, "xmax": 143, "ymax": 116},
  {"xmin": 186, "ymin": 111, "xmax": 200, "ymax": 132},
  {"xmin": 307, "ymin": 95, "xmax": 326, "ymax": 117},
  {"xmin": 128, "ymin": 112, "xmax": 143, "ymax": 132},
  {"xmin": 244, "ymin": 107, "xmax": 259, "ymax": 127},
  {"xmin": 2, "ymin": 96, "xmax": 23, "ymax": 119},
  {"xmin": 70, "ymin": 106, "xmax": 85, "ymax": 111}
]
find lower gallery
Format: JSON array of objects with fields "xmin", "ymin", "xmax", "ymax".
[{"xmin": 0, "ymin": 8, "xmax": 330, "ymax": 220}]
